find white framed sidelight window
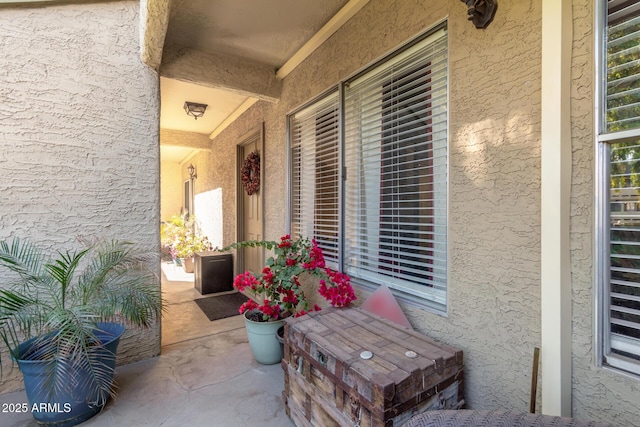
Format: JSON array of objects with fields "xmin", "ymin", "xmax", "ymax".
[
  {"xmin": 596, "ymin": 0, "xmax": 640, "ymax": 376},
  {"xmin": 288, "ymin": 24, "xmax": 448, "ymax": 311}
]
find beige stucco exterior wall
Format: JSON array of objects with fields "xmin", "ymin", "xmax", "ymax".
[
  {"xmin": 159, "ymin": 129, "xmax": 213, "ymax": 220},
  {"xmin": 160, "ymin": 158, "xmax": 182, "ymax": 221},
  {"xmin": 0, "ymin": 1, "xmax": 160, "ymax": 393}
]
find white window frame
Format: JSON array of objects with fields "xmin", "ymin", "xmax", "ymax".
[
  {"xmin": 595, "ymin": 0, "xmax": 640, "ymax": 377},
  {"xmin": 287, "ymin": 23, "xmax": 449, "ymax": 313}
]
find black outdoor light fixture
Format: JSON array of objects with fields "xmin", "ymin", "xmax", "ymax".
[
  {"xmin": 188, "ymin": 163, "xmax": 197, "ymax": 180},
  {"xmin": 460, "ymin": 0, "xmax": 497, "ymax": 29},
  {"xmin": 183, "ymin": 101, "xmax": 208, "ymax": 120}
]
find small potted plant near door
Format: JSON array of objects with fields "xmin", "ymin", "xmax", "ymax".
[
  {"xmin": 225, "ymin": 235, "xmax": 356, "ymax": 364},
  {"xmin": 172, "ymin": 231, "xmax": 212, "ymax": 273},
  {"xmin": 0, "ymin": 238, "xmax": 163, "ymax": 427},
  {"xmin": 160, "ymin": 214, "xmax": 189, "ymax": 266},
  {"xmin": 161, "ymin": 214, "xmax": 212, "ymax": 273}
]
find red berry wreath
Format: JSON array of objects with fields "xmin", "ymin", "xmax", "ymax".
[{"xmin": 241, "ymin": 151, "xmax": 260, "ymax": 195}]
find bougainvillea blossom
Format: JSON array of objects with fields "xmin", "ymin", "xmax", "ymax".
[{"xmin": 225, "ymin": 235, "xmax": 357, "ymax": 321}]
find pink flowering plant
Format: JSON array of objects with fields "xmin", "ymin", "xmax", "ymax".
[{"xmin": 225, "ymin": 235, "xmax": 356, "ymax": 322}]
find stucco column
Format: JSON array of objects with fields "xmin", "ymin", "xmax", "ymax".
[
  {"xmin": 540, "ymin": 0, "xmax": 573, "ymax": 417},
  {"xmin": 140, "ymin": 0, "xmax": 170, "ymax": 70}
]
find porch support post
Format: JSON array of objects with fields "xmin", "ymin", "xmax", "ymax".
[
  {"xmin": 540, "ymin": 0, "xmax": 572, "ymax": 417},
  {"xmin": 140, "ymin": 0, "xmax": 171, "ymax": 71}
]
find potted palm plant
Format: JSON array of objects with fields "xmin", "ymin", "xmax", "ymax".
[{"xmin": 0, "ymin": 238, "xmax": 163, "ymax": 427}]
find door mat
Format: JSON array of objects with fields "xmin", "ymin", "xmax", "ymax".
[{"xmin": 194, "ymin": 292, "xmax": 250, "ymax": 321}]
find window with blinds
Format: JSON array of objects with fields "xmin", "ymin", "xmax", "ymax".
[
  {"xmin": 598, "ymin": 0, "xmax": 640, "ymax": 375},
  {"xmin": 287, "ymin": 25, "xmax": 448, "ymax": 310},
  {"xmin": 609, "ymin": 141, "xmax": 640, "ymax": 364},
  {"xmin": 343, "ymin": 28, "xmax": 448, "ymax": 309},
  {"xmin": 606, "ymin": 0, "xmax": 640, "ymax": 132},
  {"xmin": 289, "ymin": 92, "xmax": 340, "ymax": 268}
]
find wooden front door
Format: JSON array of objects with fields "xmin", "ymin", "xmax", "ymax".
[{"xmin": 237, "ymin": 125, "xmax": 264, "ymax": 274}]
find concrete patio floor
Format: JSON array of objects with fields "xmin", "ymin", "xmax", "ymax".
[{"xmin": 0, "ymin": 263, "xmax": 294, "ymax": 427}]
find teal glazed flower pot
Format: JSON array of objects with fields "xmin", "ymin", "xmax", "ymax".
[
  {"xmin": 15, "ymin": 322, "xmax": 125, "ymax": 427},
  {"xmin": 244, "ymin": 310, "xmax": 285, "ymax": 364}
]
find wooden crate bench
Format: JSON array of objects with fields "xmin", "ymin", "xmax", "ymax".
[{"xmin": 282, "ymin": 308, "xmax": 464, "ymax": 427}]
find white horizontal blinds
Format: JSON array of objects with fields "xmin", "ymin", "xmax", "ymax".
[
  {"xmin": 290, "ymin": 92, "xmax": 340, "ymax": 267},
  {"xmin": 603, "ymin": 0, "xmax": 640, "ymax": 372},
  {"xmin": 609, "ymin": 140, "xmax": 640, "ymax": 360},
  {"xmin": 606, "ymin": 0, "xmax": 640, "ymax": 132},
  {"xmin": 343, "ymin": 28, "xmax": 447, "ymax": 307}
]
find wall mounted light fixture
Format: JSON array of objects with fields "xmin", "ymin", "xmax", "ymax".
[
  {"xmin": 188, "ymin": 164, "xmax": 197, "ymax": 180},
  {"xmin": 460, "ymin": 0, "xmax": 497, "ymax": 29},
  {"xmin": 183, "ymin": 101, "xmax": 208, "ymax": 120}
]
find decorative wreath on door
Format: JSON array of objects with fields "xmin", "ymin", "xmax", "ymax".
[{"xmin": 241, "ymin": 151, "xmax": 261, "ymax": 195}]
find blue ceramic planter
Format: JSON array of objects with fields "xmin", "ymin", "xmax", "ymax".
[{"xmin": 15, "ymin": 322, "xmax": 125, "ymax": 427}]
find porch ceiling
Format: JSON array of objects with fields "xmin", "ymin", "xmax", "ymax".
[
  {"xmin": 159, "ymin": 0, "xmax": 350, "ymax": 163},
  {"xmin": 165, "ymin": 0, "xmax": 349, "ymax": 69}
]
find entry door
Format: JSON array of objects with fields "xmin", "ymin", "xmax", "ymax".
[{"xmin": 237, "ymin": 125, "xmax": 264, "ymax": 274}]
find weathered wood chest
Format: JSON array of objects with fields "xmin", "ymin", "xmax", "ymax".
[{"xmin": 282, "ymin": 308, "xmax": 464, "ymax": 427}]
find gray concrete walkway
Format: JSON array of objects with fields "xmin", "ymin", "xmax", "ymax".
[{"xmin": 0, "ymin": 263, "xmax": 294, "ymax": 427}]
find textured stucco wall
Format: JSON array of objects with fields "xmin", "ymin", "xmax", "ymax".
[
  {"xmin": 0, "ymin": 1, "xmax": 160, "ymax": 393},
  {"xmin": 570, "ymin": 1, "xmax": 640, "ymax": 425},
  {"xmin": 160, "ymin": 129, "xmax": 212, "ymax": 220},
  {"xmin": 140, "ymin": 0, "xmax": 170, "ymax": 70},
  {"xmin": 422, "ymin": 0, "xmax": 543, "ymax": 412},
  {"xmin": 160, "ymin": 158, "xmax": 182, "ymax": 221}
]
